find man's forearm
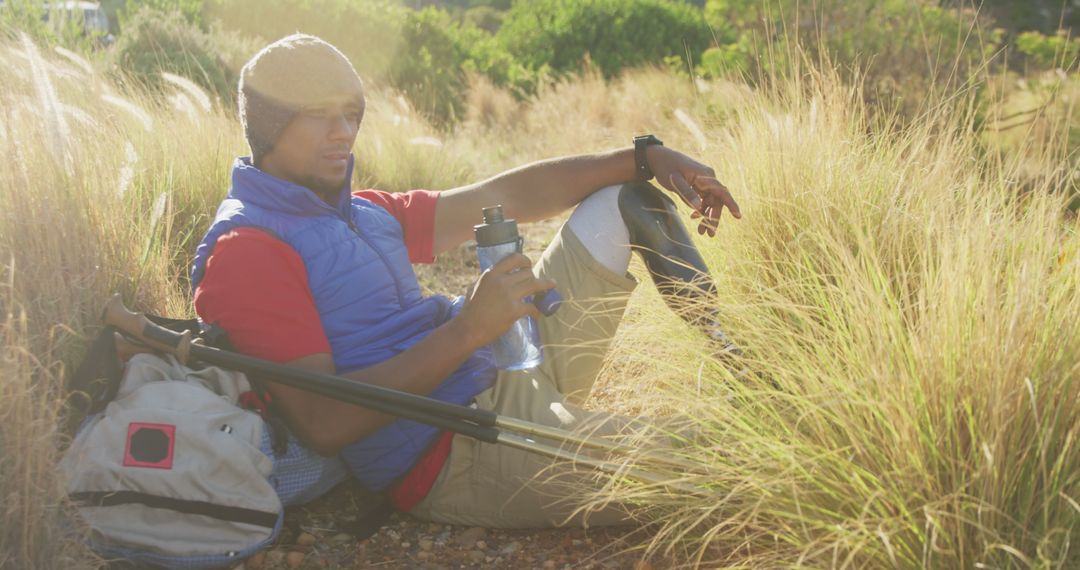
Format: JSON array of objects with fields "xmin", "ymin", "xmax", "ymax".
[
  {"xmin": 490, "ymin": 147, "xmax": 638, "ymax": 223},
  {"xmin": 433, "ymin": 147, "xmax": 638, "ymax": 254}
]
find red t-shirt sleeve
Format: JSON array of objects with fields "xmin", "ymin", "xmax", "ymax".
[
  {"xmin": 353, "ymin": 189, "xmax": 439, "ymax": 264},
  {"xmin": 193, "ymin": 228, "xmax": 331, "ymax": 363}
]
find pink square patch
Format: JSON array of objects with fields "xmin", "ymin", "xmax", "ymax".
[{"xmin": 123, "ymin": 422, "xmax": 175, "ymax": 470}]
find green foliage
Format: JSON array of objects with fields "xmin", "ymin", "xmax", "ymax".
[
  {"xmin": 206, "ymin": 0, "xmax": 532, "ymax": 126},
  {"xmin": 206, "ymin": 0, "xmax": 407, "ymax": 81},
  {"xmin": 391, "ymin": 7, "xmax": 541, "ymax": 124},
  {"xmin": 463, "ymin": 5, "xmax": 504, "ymax": 33},
  {"xmin": 1016, "ymin": 30, "xmax": 1080, "ymax": 69},
  {"xmin": 389, "ymin": 7, "xmax": 478, "ymax": 125},
  {"xmin": 701, "ymin": 0, "xmax": 1001, "ymax": 115},
  {"xmin": 110, "ymin": 6, "xmax": 234, "ymax": 102},
  {"xmin": 121, "ymin": 0, "xmax": 205, "ymax": 29},
  {"xmin": 497, "ymin": 0, "xmax": 712, "ymax": 79},
  {"xmin": 698, "ymin": 36, "xmax": 755, "ymax": 78},
  {"xmin": 0, "ymin": 0, "xmax": 108, "ymax": 51},
  {"xmin": 966, "ymin": 0, "xmax": 1080, "ymax": 36}
]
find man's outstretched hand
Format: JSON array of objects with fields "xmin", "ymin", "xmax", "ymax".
[{"xmin": 646, "ymin": 146, "xmax": 742, "ymax": 237}]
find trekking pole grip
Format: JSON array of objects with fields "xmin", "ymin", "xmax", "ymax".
[{"xmin": 101, "ymin": 294, "xmax": 187, "ymax": 354}]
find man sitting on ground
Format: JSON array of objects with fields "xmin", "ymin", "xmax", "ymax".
[{"xmin": 192, "ymin": 34, "xmax": 741, "ymax": 528}]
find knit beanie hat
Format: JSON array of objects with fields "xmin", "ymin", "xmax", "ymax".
[{"xmin": 238, "ymin": 34, "xmax": 365, "ymax": 164}]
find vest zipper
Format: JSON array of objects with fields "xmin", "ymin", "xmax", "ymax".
[{"xmin": 343, "ymin": 214, "xmax": 407, "ymax": 309}]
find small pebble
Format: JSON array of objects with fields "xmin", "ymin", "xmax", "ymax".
[
  {"xmin": 296, "ymin": 532, "xmax": 317, "ymax": 547},
  {"xmin": 419, "ymin": 539, "xmax": 434, "ymax": 551},
  {"xmin": 468, "ymin": 550, "xmax": 485, "ymax": 563},
  {"xmin": 401, "ymin": 541, "xmax": 411, "ymax": 548},
  {"xmin": 476, "ymin": 540, "xmax": 487, "ymax": 550},
  {"xmin": 285, "ymin": 551, "xmax": 305, "ymax": 569},
  {"xmin": 330, "ymin": 533, "xmax": 352, "ymax": 545},
  {"xmin": 454, "ymin": 526, "xmax": 487, "ymax": 546},
  {"xmin": 417, "ymin": 551, "xmax": 432, "ymax": 561},
  {"xmin": 500, "ymin": 541, "xmax": 522, "ymax": 555},
  {"xmin": 544, "ymin": 560, "xmax": 557, "ymax": 568}
]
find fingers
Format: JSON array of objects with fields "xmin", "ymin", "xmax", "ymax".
[
  {"xmin": 669, "ymin": 172, "xmax": 703, "ymax": 211},
  {"xmin": 513, "ymin": 276, "xmax": 557, "ymax": 300},
  {"xmin": 490, "ymin": 253, "xmax": 534, "ymax": 274},
  {"xmin": 517, "ymin": 300, "xmax": 543, "ymax": 321},
  {"xmin": 480, "ymin": 253, "xmax": 556, "ymax": 317},
  {"xmin": 665, "ymin": 169, "xmax": 742, "ymax": 238},
  {"xmin": 685, "ymin": 175, "xmax": 741, "ymax": 237}
]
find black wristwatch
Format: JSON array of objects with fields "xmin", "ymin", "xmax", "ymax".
[{"xmin": 633, "ymin": 134, "xmax": 664, "ymax": 181}]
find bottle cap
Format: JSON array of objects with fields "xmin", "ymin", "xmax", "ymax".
[
  {"xmin": 474, "ymin": 205, "xmax": 520, "ymax": 246},
  {"xmin": 532, "ymin": 288, "xmax": 562, "ymax": 316}
]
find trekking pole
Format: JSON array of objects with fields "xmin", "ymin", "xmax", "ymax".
[{"xmin": 102, "ymin": 295, "xmax": 711, "ymax": 496}]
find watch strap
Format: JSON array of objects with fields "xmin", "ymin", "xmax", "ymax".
[{"xmin": 633, "ymin": 134, "xmax": 663, "ymax": 182}]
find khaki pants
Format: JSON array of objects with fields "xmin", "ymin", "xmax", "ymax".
[{"xmin": 409, "ymin": 223, "xmax": 641, "ymax": 528}]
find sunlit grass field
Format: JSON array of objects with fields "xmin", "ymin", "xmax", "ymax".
[{"xmin": 1, "ymin": 31, "xmax": 1077, "ymax": 569}]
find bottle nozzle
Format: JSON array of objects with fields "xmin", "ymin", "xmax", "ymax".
[{"xmin": 482, "ymin": 206, "xmax": 505, "ymax": 224}]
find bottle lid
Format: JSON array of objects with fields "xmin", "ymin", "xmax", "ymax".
[{"xmin": 474, "ymin": 205, "xmax": 519, "ymax": 246}]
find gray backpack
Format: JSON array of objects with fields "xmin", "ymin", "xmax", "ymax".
[{"xmin": 61, "ymin": 352, "xmax": 282, "ymax": 569}]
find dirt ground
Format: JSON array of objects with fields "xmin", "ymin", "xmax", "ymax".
[{"xmin": 237, "ymin": 479, "xmax": 665, "ymax": 570}]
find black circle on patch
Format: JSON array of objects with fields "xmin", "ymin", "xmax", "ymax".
[{"xmin": 130, "ymin": 427, "xmax": 170, "ymax": 463}]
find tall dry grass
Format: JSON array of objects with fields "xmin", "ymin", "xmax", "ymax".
[
  {"xmin": 583, "ymin": 67, "xmax": 1080, "ymax": 568},
  {"xmin": 1, "ymin": 28, "xmax": 1077, "ymax": 570},
  {"xmin": 0, "ymin": 31, "xmax": 236, "ymax": 568}
]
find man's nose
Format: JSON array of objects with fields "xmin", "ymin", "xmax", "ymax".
[{"xmin": 328, "ymin": 112, "xmax": 357, "ymax": 141}]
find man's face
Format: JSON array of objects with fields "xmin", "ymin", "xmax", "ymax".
[{"xmin": 259, "ymin": 93, "xmax": 366, "ymax": 198}]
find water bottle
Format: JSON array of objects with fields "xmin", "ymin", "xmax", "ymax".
[{"xmin": 474, "ymin": 205, "xmax": 560, "ymax": 370}]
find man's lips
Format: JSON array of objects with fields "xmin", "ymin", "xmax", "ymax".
[{"xmin": 323, "ymin": 152, "xmax": 349, "ymax": 161}]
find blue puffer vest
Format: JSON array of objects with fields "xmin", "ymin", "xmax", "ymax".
[{"xmin": 191, "ymin": 156, "xmax": 496, "ymax": 491}]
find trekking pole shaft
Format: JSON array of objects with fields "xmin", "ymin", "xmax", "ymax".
[
  {"xmin": 495, "ymin": 416, "xmax": 704, "ymax": 472},
  {"xmin": 101, "ymin": 294, "xmax": 499, "ymax": 429}
]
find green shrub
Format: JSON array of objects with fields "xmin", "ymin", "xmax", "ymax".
[
  {"xmin": 1016, "ymin": 30, "xmax": 1080, "ymax": 69},
  {"xmin": 110, "ymin": 6, "xmax": 234, "ymax": 103},
  {"xmin": 970, "ymin": 0, "xmax": 1080, "ymax": 36},
  {"xmin": 463, "ymin": 5, "xmax": 504, "ymax": 33},
  {"xmin": 389, "ymin": 7, "xmax": 478, "ymax": 125},
  {"xmin": 206, "ymin": 0, "xmax": 527, "ymax": 126},
  {"xmin": 120, "ymin": 0, "xmax": 205, "ymax": 29},
  {"xmin": 204, "ymin": 0, "xmax": 406, "ymax": 87},
  {"xmin": 701, "ymin": 0, "xmax": 1002, "ymax": 116},
  {"xmin": 0, "ymin": 0, "xmax": 108, "ymax": 52},
  {"xmin": 497, "ymin": 0, "xmax": 712, "ymax": 79}
]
